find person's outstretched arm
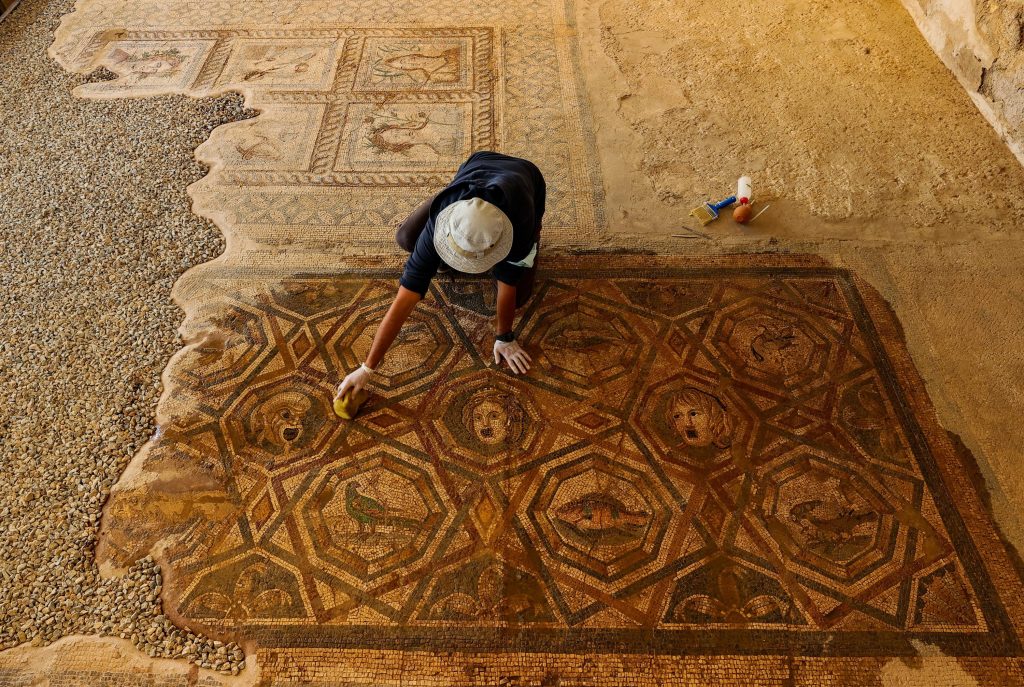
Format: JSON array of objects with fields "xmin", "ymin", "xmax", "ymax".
[
  {"xmin": 496, "ymin": 281, "xmax": 516, "ymax": 337},
  {"xmin": 493, "ymin": 281, "xmax": 531, "ymax": 374},
  {"xmin": 336, "ymin": 286, "xmax": 422, "ymax": 398}
]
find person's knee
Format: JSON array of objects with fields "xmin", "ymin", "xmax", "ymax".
[
  {"xmin": 395, "ymin": 226, "xmax": 416, "ymax": 253},
  {"xmin": 515, "ymin": 279, "xmax": 535, "ymax": 309}
]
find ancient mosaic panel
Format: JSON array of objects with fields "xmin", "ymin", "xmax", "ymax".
[
  {"xmin": 71, "ymin": 27, "xmax": 494, "ymax": 187},
  {"xmin": 56, "ymin": 11, "xmax": 601, "ymax": 248},
  {"xmin": 79, "ymin": 38, "xmax": 218, "ymax": 96},
  {"xmin": 104, "ymin": 262, "xmax": 1024, "ymax": 658}
]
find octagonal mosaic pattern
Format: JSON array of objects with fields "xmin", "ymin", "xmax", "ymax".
[{"xmin": 115, "ymin": 260, "xmax": 1024, "ymax": 657}]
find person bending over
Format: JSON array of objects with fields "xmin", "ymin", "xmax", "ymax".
[{"xmin": 336, "ymin": 151, "xmax": 545, "ymax": 401}]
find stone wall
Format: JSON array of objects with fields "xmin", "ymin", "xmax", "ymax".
[{"xmin": 900, "ymin": 0, "xmax": 1024, "ymax": 166}]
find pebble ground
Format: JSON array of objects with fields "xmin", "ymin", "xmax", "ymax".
[{"xmin": 0, "ymin": 0, "xmax": 252, "ymax": 673}]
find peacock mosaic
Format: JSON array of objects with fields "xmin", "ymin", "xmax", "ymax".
[{"xmin": 97, "ymin": 258, "xmax": 1024, "ymax": 657}]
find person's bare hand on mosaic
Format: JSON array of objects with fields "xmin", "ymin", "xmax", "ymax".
[{"xmin": 494, "ymin": 338, "xmax": 532, "ymax": 374}]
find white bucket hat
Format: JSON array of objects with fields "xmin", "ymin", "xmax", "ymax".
[{"xmin": 433, "ymin": 198, "xmax": 514, "ymax": 273}]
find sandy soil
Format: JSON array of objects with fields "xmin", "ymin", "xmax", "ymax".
[{"xmin": 580, "ymin": 0, "xmax": 1024, "ymax": 241}]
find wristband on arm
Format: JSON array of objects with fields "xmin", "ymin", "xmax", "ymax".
[{"xmin": 496, "ymin": 331, "xmax": 515, "ymax": 343}]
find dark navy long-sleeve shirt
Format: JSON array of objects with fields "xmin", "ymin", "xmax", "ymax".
[{"xmin": 399, "ymin": 151, "xmax": 546, "ymax": 297}]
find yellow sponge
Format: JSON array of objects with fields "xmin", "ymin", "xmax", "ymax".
[{"xmin": 333, "ymin": 389, "xmax": 368, "ymax": 420}]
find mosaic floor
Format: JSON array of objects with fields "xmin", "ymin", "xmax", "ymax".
[
  {"xmin": 37, "ymin": 0, "xmax": 1024, "ymax": 682},
  {"xmin": 51, "ymin": 0, "xmax": 604, "ymax": 263},
  {"xmin": 97, "ymin": 257, "xmax": 1024, "ymax": 677}
]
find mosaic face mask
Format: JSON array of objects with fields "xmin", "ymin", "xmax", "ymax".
[
  {"xmin": 668, "ymin": 388, "xmax": 732, "ymax": 450},
  {"xmin": 251, "ymin": 391, "xmax": 313, "ymax": 451}
]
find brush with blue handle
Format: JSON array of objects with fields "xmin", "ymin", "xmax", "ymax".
[{"xmin": 689, "ymin": 195, "xmax": 737, "ymax": 225}]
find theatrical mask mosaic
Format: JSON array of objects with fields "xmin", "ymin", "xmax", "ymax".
[
  {"xmin": 43, "ymin": 0, "xmax": 1024, "ymax": 678},
  {"xmin": 99, "ymin": 261, "xmax": 1024, "ymax": 657}
]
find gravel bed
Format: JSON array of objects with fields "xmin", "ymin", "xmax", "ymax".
[{"xmin": 0, "ymin": 0, "xmax": 253, "ymax": 673}]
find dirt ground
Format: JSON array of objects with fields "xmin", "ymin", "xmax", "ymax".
[{"xmin": 581, "ymin": 0, "xmax": 1024, "ymax": 241}]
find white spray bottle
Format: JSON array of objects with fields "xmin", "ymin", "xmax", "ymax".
[
  {"xmin": 737, "ymin": 176, "xmax": 752, "ymax": 205},
  {"xmin": 732, "ymin": 176, "xmax": 755, "ymax": 224}
]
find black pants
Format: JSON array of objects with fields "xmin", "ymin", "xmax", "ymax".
[{"xmin": 395, "ymin": 194, "xmax": 540, "ymax": 308}]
